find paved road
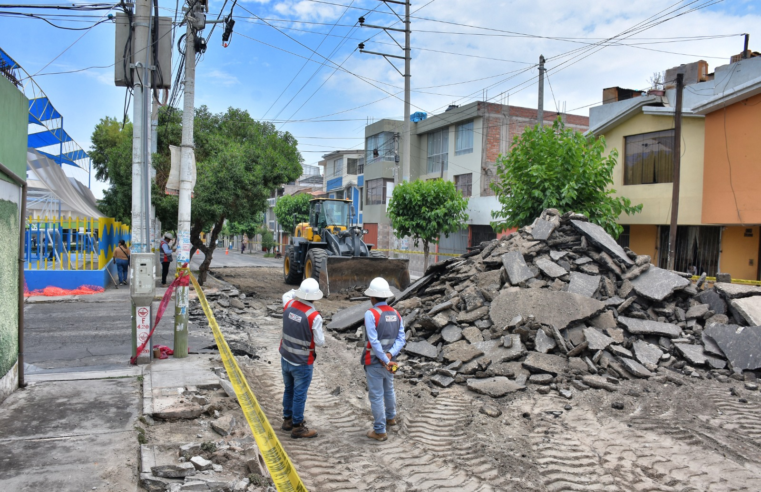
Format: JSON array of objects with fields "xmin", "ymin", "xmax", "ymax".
[{"xmin": 191, "ymin": 250, "xmax": 282, "ymax": 269}]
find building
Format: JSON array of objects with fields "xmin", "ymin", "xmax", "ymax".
[
  {"xmin": 265, "ymin": 164, "xmax": 323, "ymax": 250},
  {"xmin": 362, "ymin": 101, "xmax": 589, "ymax": 273},
  {"xmin": 318, "ymin": 150, "xmax": 365, "ymax": 224},
  {"xmin": 589, "ymin": 51, "xmax": 761, "ymax": 279}
]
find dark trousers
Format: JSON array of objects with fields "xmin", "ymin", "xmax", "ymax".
[{"xmin": 161, "ymin": 261, "xmax": 170, "ymax": 284}]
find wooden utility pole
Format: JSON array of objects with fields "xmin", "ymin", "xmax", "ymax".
[
  {"xmin": 667, "ymin": 70, "xmax": 684, "ymax": 271},
  {"xmin": 537, "ymin": 55, "xmax": 545, "ymax": 126}
]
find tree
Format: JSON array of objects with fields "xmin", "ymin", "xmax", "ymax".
[
  {"xmin": 273, "ymin": 193, "xmax": 312, "ymax": 236},
  {"xmin": 260, "ymin": 227, "xmax": 276, "ymax": 253},
  {"xmin": 89, "ymin": 117, "xmax": 133, "ymax": 223},
  {"xmin": 387, "ymin": 179, "xmax": 469, "ymax": 271},
  {"xmin": 490, "ymin": 118, "xmax": 642, "ymax": 238}
]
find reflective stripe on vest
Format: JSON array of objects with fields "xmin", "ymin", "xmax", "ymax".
[
  {"xmin": 361, "ymin": 305, "xmax": 401, "ymax": 366},
  {"xmin": 279, "ymin": 299, "xmax": 319, "ymax": 365}
]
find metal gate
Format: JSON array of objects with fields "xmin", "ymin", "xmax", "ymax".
[{"xmin": 657, "ymin": 225, "xmax": 721, "ymax": 276}]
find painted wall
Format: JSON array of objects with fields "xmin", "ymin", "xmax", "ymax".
[
  {"xmin": 720, "ymin": 226, "xmax": 760, "ymax": 281},
  {"xmin": 702, "ymin": 93, "xmax": 761, "ymax": 225},
  {"xmin": 0, "ymin": 77, "xmax": 28, "ymax": 182},
  {"xmin": 602, "ymin": 112, "xmax": 706, "ymax": 225},
  {"xmin": 0, "ymin": 198, "xmax": 19, "ymax": 383},
  {"xmin": 629, "ymin": 224, "xmax": 658, "ymax": 262}
]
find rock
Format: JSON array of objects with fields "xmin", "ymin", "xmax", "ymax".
[
  {"xmin": 441, "ymin": 324, "xmax": 463, "ymax": 343},
  {"xmin": 229, "ymin": 298, "xmax": 245, "ymax": 310},
  {"xmin": 467, "ymin": 377, "xmax": 526, "ymax": 397},
  {"xmin": 567, "ymin": 272, "xmax": 601, "ymax": 298},
  {"xmin": 404, "ymin": 340, "xmax": 438, "ymax": 359},
  {"xmin": 460, "ymin": 286, "xmax": 486, "ymax": 312},
  {"xmin": 706, "ymin": 314, "xmax": 729, "ymax": 327},
  {"xmin": 632, "ymin": 341, "xmax": 663, "ymax": 367},
  {"xmin": 550, "ymin": 250, "xmax": 568, "ymax": 261},
  {"xmin": 567, "ymin": 341, "xmax": 588, "ymax": 357},
  {"xmin": 619, "ymin": 358, "xmax": 653, "ymax": 378},
  {"xmin": 606, "ymin": 327, "xmax": 625, "ymax": 343},
  {"xmin": 716, "ymin": 273, "xmax": 732, "ymax": 283},
  {"xmin": 430, "ymin": 374, "xmax": 455, "ymax": 388},
  {"xmin": 558, "ymin": 389, "xmax": 573, "ymax": 399},
  {"xmin": 428, "ymin": 300, "xmax": 453, "ymax": 316},
  {"xmin": 479, "ymin": 405, "xmax": 503, "ymax": 418},
  {"xmin": 701, "ymin": 332, "xmax": 725, "ymax": 357},
  {"xmin": 152, "ymin": 463, "xmax": 197, "ymax": 479},
  {"xmin": 534, "ymin": 257, "xmax": 567, "ymax": 278},
  {"xmin": 219, "ymin": 379, "xmax": 236, "ymax": 399},
  {"xmin": 489, "ymin": 289, "xmax": 605, "ymax": 331},
  {"xmin": 746, "ymin": 382, "xmax": 759, "ymax": 391},
  {"xmin": 609, "ymin": 344, "xmax": 633, "ymax": 358},
  {"xmin": 531, "ymin": 219, "xmax": 557, "ymax": 240},
  {"xmin": 611, "ymin": 402, "xmax": 625, "ymax": 410},
  {"xmin": 442, "ymin": 341, "xmax": 484, "ymax": 363},
  {"xmin": 697, "ymin": 289, "xmax": 727, "ymax": 315},
  {"xmin": 462, "ymin": 326, "xmax": 484, "ymax": 344},
  {"xmin": 730, "ymin": 297, "xmax": 761, "ymax": 326},
  {"xmin": 153, "ymin": 403, "xmax": 205, "ymax": 420},
  {"xmin": 499, "ymin": 334, "xmax": 527, "ymax": 361},
  {"xmin": 447, "ymin": 360, "xmax": 463, "ymax": 371},
  {"xmin": 141, "ymin": 474, "xmax": 180, "ymax": 492},
  {"xmin": 618, "ymin": 316, "xmax": 681, "ymax": 338},
  {"xmin": 575, "ymin": 256, "xmax": 593, "ymax": 265},
  {"xmin": 674, "ymin": 343, "xmax": 707, "ymax": 366},
  {"xmin": 522, "ymin": 352, "xmax": 568, "ymax": 376},
  {"xmin": 534, "ymin": 329, "xmax": 557, "ymax": 354},
  {"xmin": 714, "ymin": 282, "xmax": 761, "ymax": 299},
  {"xmin": 179, "ymin": 443, "xmax": 202, "ymax": 459},
  {"xmin": 630, "ymin": 267, "xmax": 690, "ymax": 301},
  {"xmin": 618, "ymin": 280, "xmax": 634, "ymax": 298},
  {"xmin": 583, "ymin": 328, "xmax": 615, "ymax": 351},
  {"xmin": 189, "ymin": 456, "xmax": 213, "ymax": 471},
  {"xmin": 457, "ymin": 306, "xmax": 489, "ymax": 323},
  {"xmin": 536, "ymin": 386, "xmax": 551, "ymax": 394},
  {"xmin": 570, "ymin": 220, "xmax": 633, "ymax": 265},
  {"xmin": 328, "ymin": 301, "xmax": 372, "ymax": 331},
  {"xmin": 685, "ymin": 304, "xmax": 710, "ymax": 319},
  {"xmin": 211, "ymin": 414, "xmax": 236, "ymax": 436},
  {"xmin": 604, "ymin": 296, "xmax": 625, "ymax": 307},
  {"xmin": 502, "ymin": 251, "xmax": 535, "ymax": 285},
  {"xmin": 529, "ymin": 374, "xmax": 554, "ymax": 385},
  {"xmin": 582, "ymin": 375, "xmax": 618, "ymax": 392},
  {"xmin": 704, "ymin": 324, "xmax": 761, "ymax": 372}
]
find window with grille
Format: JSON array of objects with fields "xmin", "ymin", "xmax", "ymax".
[
  {"xmin": 455, "ymin": 120, "xmax": 474, "ymax": 155},
  {"xmin": 347, "ymin": 158, "xmax": 358, "ymax": 174},
  {"xmin": 455, "ymin": 173, "xmax": 472, "ymax": 197},
  {"xmin": 427, "ymin": 128, "xmax": 449, "ymax": 174},
  {"xmin": 624, "ymin": 130, "xmax": 674, "ymax": 185},
  {"xmin": 366, "ymin": 178, "xmax": 393, "ymax": 205},
  {"xmin": 366, "ymin": 132, "xmax": 395, "ymax": 163}
]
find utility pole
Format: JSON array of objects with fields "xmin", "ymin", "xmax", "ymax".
[
  {"xmin": 131, "ymin": 0, "xmax": 151, "ymax": 254},
  {"xmin": 743, "ymin": 33, "xmax": 750, "ymax": 59},
  {"xmin": 537, "ymin": 55, "xmax": 545, "ymax": 127},
  {"xmin": 667, "ymin": 69, "xmax": 684, "ymax": 271},
  {"xmin": 402, "ymin": 0, "xmax": 410, "ymax": 183}
]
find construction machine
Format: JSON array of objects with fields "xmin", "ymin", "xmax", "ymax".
[{"xmin": 283, "ymin": 198, "xmax": 410, "ymax": 296}]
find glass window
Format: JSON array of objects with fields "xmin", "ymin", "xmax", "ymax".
[
  {"xmin": 359, "ymin": 187, "xmax": 363, "ymax": 211},
  {"xmin": 624, "ymin": 130, "xmax": 674, "ymax": 185},
  {"xmin": 427, "ymin": 128, "xmax": 449, "ymax": 174},
  {"xmin": 319, "ymin": 200, "xmax": 349, "ymax": 228},
  {"xmin": 455, "ymin": 173, "xmax": 472, "ymax": 197},
  {"xmin": 333, "ymin": 158, "xmax": 343, "ymax": 176},
  {"xmin": 366, "ymin": 132, "xmax": 395, "ymax": 163},
  {"xmin": 347, "ymin": 158, "xmax": 358, "ymax": 174},
  {"xmin": 366, "ymin": 178, "xmax": 394, "ymax": 205},
  {"xmin": 455, "ymin": 121, "xmax": 474, "ymax": 155}
]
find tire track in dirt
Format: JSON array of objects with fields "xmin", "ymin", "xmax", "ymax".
[{"xmin": 702, "ymin": 387, "xmax": 761, "ymax": 447}]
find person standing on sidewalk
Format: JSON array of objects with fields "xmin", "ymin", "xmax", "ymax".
[
  {"xmin": 160, "ymin": 233, "xmax": 176, "ymax": 285},
  {"xmin": 362, "ymin": 277, "xmax": 406, "ymax": 442},
  {"xmin": 113, "ymin": 240, "xmax": 130, "ymax": 285},
  {"xmin": 280, "ymin": 278, "xmax": 325, "ymax": 439}
]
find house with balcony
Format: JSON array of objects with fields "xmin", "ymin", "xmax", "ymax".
[
  {"xmin": 588, "ymin": 50, "xmax": 761, "ymax": 280},
  {"xmin": 265, "ymin": 164, "xmax": 323, "ymax": 249},
  {"xmin": 318, "ymin": 150, "xmax": 365, "ymax": 224}
]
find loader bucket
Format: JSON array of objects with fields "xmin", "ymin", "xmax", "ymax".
[{"xmin": 318, "ymin": 256, "xmax": 410, "ymax": 297}]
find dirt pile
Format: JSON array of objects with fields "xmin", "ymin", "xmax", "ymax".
[{"xmin": 332, "ymin": 209, "xmax": 761, "ymax": 398}]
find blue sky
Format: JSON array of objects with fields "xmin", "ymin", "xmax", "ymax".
[{"xmin": 1, "ymin": 0, "xmax": 758, "ymax": 198}]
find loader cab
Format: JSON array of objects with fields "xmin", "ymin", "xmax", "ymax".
[{"xmin": 310, "ymin": 199, "xmax": 351, "ymax": 235}]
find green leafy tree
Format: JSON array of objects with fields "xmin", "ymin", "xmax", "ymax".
[
  {"xmin": 490, "ymin": 118, "xmax": 642, "ymax": 237},
  {"xmin": 89, "ymin": 117, "xmax": 133, "ymax": 223},
  {"xmin": 273, "ymin": 193, "xmax": 312, "ymax": 236},
  {"xmin": 387, "ymin": 179, "xmax": 469, "ymax": 270},
  {"xmin": 261, "ymin": 227, "xmax": 276, "ymax": 253}
]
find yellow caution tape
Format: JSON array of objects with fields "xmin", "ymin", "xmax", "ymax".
[
  {"xmin": 374, "ymin": 248, "xmax": 462, "ymax": 258},
  {"xmin": 189, "ymin": 272, "xmax": 307, "ymax": 492},
  {"xmin": 690, "ymin": 275, "xmax": 761, "ymax": 286}
]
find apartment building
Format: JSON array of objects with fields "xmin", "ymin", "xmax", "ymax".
[
  {"xmin": 317, "ymin": 150, "xmax": 365, "ymax": 224},
  {"xmin": 589, "ymin": 51, "xmax": 761, "ymax": 280},
  {"xmin": 265, "ymin": 164, "xmax": 323, "ymax": 249}
]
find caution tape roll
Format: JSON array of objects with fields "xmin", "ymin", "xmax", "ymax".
[
  {"xmin": 189, "ymin": 272, "xmax": 307, "ymax": 492},
  {"xmin": 374, "ymin": 248, "xmax": 462, "ymax": 258}
]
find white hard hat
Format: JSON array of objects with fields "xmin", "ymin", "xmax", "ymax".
[
  {"xmin": 164, "ymin": 232, "xmax": 173, "ymax": 239},
  {"xmin": 364, "ymin": 277, "xmax": 394, "ymax": 298},
  {"xmin": 295, "ymin": 278, "xmax": 323, "ymax": 301}
]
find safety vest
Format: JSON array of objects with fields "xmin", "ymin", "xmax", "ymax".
[
  {"xmin": 279, "ymin": 299, "xmax": 320, "ymax": 365},
  {"xmin": 160, "ymin": 241, "xmax": 172, "ymax": 263},
  {"xmin": 361, "ymin": 305, "xmax": 401, "ymax": 365}
]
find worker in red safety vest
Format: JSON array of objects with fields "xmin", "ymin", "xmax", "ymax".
[
  {"xmin": 362, "ymin": 277, "xmax": 406, "ymax": 441},
  {"xmin": 159, "ymin": 233, "xmax": 176, "ymax": 285},
  {"xmin": 280, "ymin": 278, "xmax": 325, "ymax": 439}
]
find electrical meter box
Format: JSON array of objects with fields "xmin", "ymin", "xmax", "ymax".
[
  {"xmin": 114, "ymin": 12, "xmax": 173, "ymax": 88},
  {"xmin": 130, "ymin": 253, "xmax": 156, "ymax": 305}
]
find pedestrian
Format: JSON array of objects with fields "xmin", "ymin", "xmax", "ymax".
[
  {"xmin": 362, "ymin": 277, "xmax": 406, "ymax": 442},
  {"xmin": 113, "ymin": 239, "xmax": 131, "ymax": 285},
  {"xmin": 280, "ymin": 278, "xmax": 325, "ymax": 439},
  {"xmin": 160, "ymin": 233, "xmax": 176, "ymax": 285}
]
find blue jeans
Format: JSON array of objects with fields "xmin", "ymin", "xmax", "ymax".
[
  {"xmin": 115, "ymin": 258, "xmax": 129, "ymax": 283},
  {"xmin": 365, "ymin": 363, "xmax": 396, "ymax": 433},
  {"xmin": 281, "ymin": 358, "xmax": 314, "ymax": 425}
]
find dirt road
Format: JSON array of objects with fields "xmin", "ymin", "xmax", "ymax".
[{"xmin": 218, "ymin": 266, "xmax": 761, "ymax": 491}]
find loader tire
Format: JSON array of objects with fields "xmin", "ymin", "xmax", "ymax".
[
  {"xmin": 369, "ymin": 250, "xmax": 387, "ymax": 259},
  {"xmin": 305, "ymin": 248, "xmax": 328, "ymax": 282},
  {"xmin": 283, "ymin": 246, "xmax": 301, "ymax": 285}
]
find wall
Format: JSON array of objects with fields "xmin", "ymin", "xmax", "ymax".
[
  {"xmin": 702, "ymin": 92, "xmax": 761, "ymax": 225},
  {"xmin": 629, "ymin": 224, "xmax": 658, "ymax": 261},
  {"xmin": 0, "ymin": 77, "xmax": 28, "ymax": 182},
  {"xmin": 603, "ymin": 112, "xmax": 706, "ymax": 225},
  {"xmin": 0, "ymin": 197, "xmax": 19, "ymax": 401},
  {"xmin": 720, "ymin": 226, "xmax": 760, "ymax": 280}
]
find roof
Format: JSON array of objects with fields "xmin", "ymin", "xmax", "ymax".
[
  {"xmin": 692, "ymin": 74, "xmax": 761, "ymax": 114},
  {"xmin": 587, "ymin": 95, "xmax": 664, "ymax": 136}
]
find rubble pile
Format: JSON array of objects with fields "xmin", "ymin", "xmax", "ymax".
[{"xmin": 330, "ymin": 209, "xmax": 761, "ymax": 398}]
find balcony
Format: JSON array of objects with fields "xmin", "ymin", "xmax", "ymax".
[{"xmin": 267, "ymin": 198, "xmax": 277, "ymax": 208}]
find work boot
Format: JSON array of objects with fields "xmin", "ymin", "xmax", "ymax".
[
  {"xmin": 291, "ymin": 422, "xmax": 318, "ymax": 439},
  {"xmin": 386, "ymin": 418, "xmax": 397, "ymax": 427},
  {"xmin": 367, "ymin": 430, "xmax": 388, "ymax": 441},
  {"xmin": 281, "ymin": 418, "xmax": 293, "ymax": 431}
]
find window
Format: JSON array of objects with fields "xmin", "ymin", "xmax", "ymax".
[
  {"xmin": 333, "ymin": 158, "xmax": 343, "ymax": 176},
  {"xmin": 616, "ymin": 225, "xmax": 630, "ymax": 249},
  {"xmin": 366, "ymin": 178, "xmax": 393, "ymax": 205},
  {"xmin": 357, "ymin": 157, "xmax": 365, "ymax": 175},
  {"xmin": 427, "ymin": 128, "xmax": 449, "ymax": 174},
  {"xmin": 624, "ymin": 130, "xmax": 674, "ymax": 185},
  {"xmin": 335, "ymin": 190, "xmax": 344, "ymax": 200},
  {"xmin": 455, "ymin": 173, "xmax": 472, "ymax": 197},
  {"xmin": 366, "ymin": 132, "xmax": 395, "ymax": 163},
  {"xmin": 325, "ymin": 161, "xmax": 334, "ymax": 177},
  {"xmin": 455, "ymin": 120, "xmax": 474, "ymax": 155},
  {"xmin": 347, "ymin": 158, "xmax": 358, "ymax": 174},
  {"xmin": 359, "ymin": 187, "xmax": 364, "ymax": 211}
]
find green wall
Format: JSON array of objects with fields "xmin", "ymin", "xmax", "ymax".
[
  {"xmin": 0, "ymin": 75, "xmax": 28, "ymax": 182},
  {"xmin": 0, "ymin": 199, "xmax": 19, "ymax": 377}
]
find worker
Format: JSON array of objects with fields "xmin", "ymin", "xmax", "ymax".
[
  {"xmin": 280, "ymin": 278, "xmax": 325, "ymax": 439},
  {"xmin": 362, "ymin": 277, "xmax": 406, "ymax": 442},
  {"xmin": 159, "ymin": 233, "xmax": 176, "ymax": 285}
]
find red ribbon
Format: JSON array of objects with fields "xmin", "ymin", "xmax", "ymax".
[{"xmin": 130, "ymin": 266, "xmax": 190, "ymax": 365}]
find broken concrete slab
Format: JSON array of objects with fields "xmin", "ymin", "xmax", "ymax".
[
  {"xmin": 570, "ymin": 220, "xmax": 633, "ymax": 265},
  {"xmin": 701, "ymin": 332, "xmax": 725, "ymax": 357},
  {"xmin": 704, "ymin": 324, "xmax": 761, "ymax": 371},
  {"xmin": 392, "ymin": 274, "xmax": 435, "ymax": 305},
  {"xmin": 531, "ymin": 218, "xmax": 557, "ymax": 241},
  {"xmin": 685, "ymin": 304, "xmax": 710, "ymax": 319},
  {"xmin": 730, "ymin": 297, "xmax": 761, "ymax": 326},
  {"xmin": 153, "ymin": 401, "xmax": 205, "ymax": 420},
  {"xmin": 619, "ymin": 358, "xmax": 653, "ymax": 378},
  {"xmin": 490, "ymin": 289, "xmax": 605, "ymax": 331},
  {"xmin": 499, "ymin": 334, "xmax": 527, "ymax": 361},
  {"xmin": 457, "ymin": 306, "xmax": 490, "ymax": 324},
  {"xmin": 529, "ymin": 374, "xmax": 554, "ymax": 385},
  {"xmin": 428, "ymin": 300, "xmax": 454, "ymax": 316},
  {"xmin": 618, "ymin": 316, "xmax": 681, "ymax": 338},
  {"xmin": 608, "ymin": 345, "xmax": 633, "ymax": 358},
  {"xmin": 714, "ymin": 282, "xmax": 761, "ymax": 299},
  {"xmin": 430, "ymin": 374, "xmax": 455, "ymax": 388},
  {"xmin": 550, "ymin": 250, "xmax": 569, "ymax": 261},
  {"xmin": 582, "ymin": 375, "xmax": 618, "ymax": 392},
  {"xmin": 534, "ymin": 257, "xmax": 567, "ymax": 278},
  {"xmin": 534, "ymin": 329, "xmax": 557, "ymax": 354},
  {"xmin": 630, "ymin": 267, "xmax": 690, "ymax": 301},
  {"xmin": 152, "ymin": 463, "xmax": 197, "ymax": 479},
  {"xmin": 697, "ymin": 289, "xmax": 727, "ymax": 315},
  {"xmin": 472, "ymin": 339, "xmax": 516, "ymax": 363},
  {"xmin": 603, "ymin": 296, "xmax": 625, "ymax": 307},
  {"xmin": 674, "ymin": 343, "xmax": 707, "ymax": 366},
  {"xmin": 327, "ymin": 301, "xmax": 372, "ymax": 331},
  {"xmin": 632, "ymin": 340, "xmax": 663, "ymax": 367},
  {"xmin": 466, "ymin": 377, "xmax": 526, "ymax": 397},
  {"xmin": 442, "ymin": 341, "xmax": 484, "ymax": 363},
  {"xmin": 501, "ymin": 251, "xmax": 535, "ymax": 285},
  {"xmin": 190, "ymin": 456, "xmax": 212, "ymax": 471},
  {"xmin": 522, "ymin": 352, "xmax": 568, "ymax": 376},
  {"xmin": 462, "ymin": 326, "xmax": 484, "ymax": 344},
  {"xmin": 404, "ymin": 340, "xmax": 439, "ymax": 359},
  {"xmin": 441, "ymin": 324, "xmax": 463, "ymax": 344},
  {"xmin": 589, "ymin": 311, "xmax": 617, "ymax": 330},
  {"xmin": 567, "ymin": 272, "xmax": 601, "ymax": 298},
  {"xmin": 211, "ymin": 414, "xmax": 236, "ymax": 436},
  {"xmin": 583, "ymin": 328, "xmax": 615, "ymax": 351}
]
